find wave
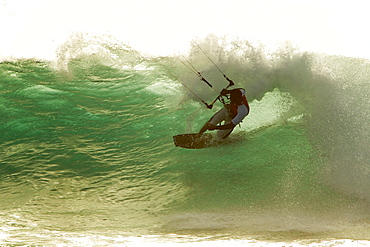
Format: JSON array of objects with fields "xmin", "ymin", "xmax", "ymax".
[
  {"xmin": 1, "ymin": 33, "xmax": 370, "ymax": 242},
  {"xmin": 2, "ymin": 33, "xmax": 369, "ymax": 200}
]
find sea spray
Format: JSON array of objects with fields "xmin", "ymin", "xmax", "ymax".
[{"xmin": 172, "ymin": 35, "xmax": 370, "ymax": 201}]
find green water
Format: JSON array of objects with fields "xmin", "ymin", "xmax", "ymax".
[{"xmin": 1, "ymin": 37, "xmax": 370, "ymax": 246}]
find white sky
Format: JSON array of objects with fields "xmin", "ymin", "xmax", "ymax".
[{"xmin": 1, "ymin": 0, "xmax": 370, "ymax": 60}]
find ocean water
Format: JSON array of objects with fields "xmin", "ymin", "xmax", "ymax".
[{"xmin": 0, "ymin": 34, "xmax": 370, "ymax": 246}]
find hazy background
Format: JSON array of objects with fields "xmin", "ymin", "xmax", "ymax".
[{"xmin": 1, "ymin": 0, "xmax": 369, "ymax": 59}]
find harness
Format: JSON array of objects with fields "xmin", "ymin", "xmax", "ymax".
[{"xmin": 228, "ymin": 89, "xmax": 250, "ymax": 118}]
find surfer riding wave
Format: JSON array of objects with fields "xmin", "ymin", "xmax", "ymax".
[
  {"xmin": 169, "ymin": 42, "xmax": 251, "ymax": 147},
  {"xmin": 199, "ymin": 88, "xmax": 250, "ymax": 139}
]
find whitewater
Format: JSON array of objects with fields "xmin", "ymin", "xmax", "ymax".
[{"xmin": 0, "ymin": 33, "xmax": 369, "ymax": 246}]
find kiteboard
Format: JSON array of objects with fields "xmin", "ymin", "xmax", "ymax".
[{"xmin": 173, "ymin": 133, "xmax": 221, "ymax": 149}]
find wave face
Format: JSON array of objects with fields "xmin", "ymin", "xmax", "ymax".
[{"xmin": 1, "ymin": 34, "xmax": 370, "ymax": 245}]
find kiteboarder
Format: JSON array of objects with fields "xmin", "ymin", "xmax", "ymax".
[
  {"xmin": 199, "ymin": 88, "xmax": 250, "ymax": 138},
  {"xmin": 169, "ymin": 41, "xmax": 251, "ymax": 144}
]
